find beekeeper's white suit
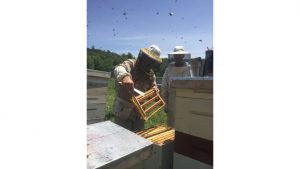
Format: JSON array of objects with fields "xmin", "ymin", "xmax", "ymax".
[{"xmin": 161, "ymin": 46, "xmax": 193, "ymax": 127}]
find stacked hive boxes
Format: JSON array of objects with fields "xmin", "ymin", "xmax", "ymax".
[
  {"xmin": 87, "ymin": 69, "xmax": 111, "ymax": 124},
  {"xmin": 169, "ymin": 77, "xmax": 213, "ymax": 169},
  {"xmin": 137, "ymin": 126, "xmax": 175, "ymax": 169}
]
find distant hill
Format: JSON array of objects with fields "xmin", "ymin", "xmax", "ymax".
[{"xmin": 87, "ymin": 48, "xmax": 168, "ymax": 77}]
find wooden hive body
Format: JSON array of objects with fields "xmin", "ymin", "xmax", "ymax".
[
  {"xmin": 169, "ymin": 77, "xmax": 213, "ymax": 168},
  {"xmin": 136, "ymin": 126, "xmax": 175, "ymax": 169}
]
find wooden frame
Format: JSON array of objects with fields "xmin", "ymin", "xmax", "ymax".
[
  {"xmin": 131, "ymin": 88, "xmax": 166, "ymax": 121},
  {"xmin": 136, "ymin": 126, "xmax": 175, "ymax": 146}
]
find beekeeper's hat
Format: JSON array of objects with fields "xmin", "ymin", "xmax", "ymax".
[
  {"xmin": 168, "ymin": 46, "xmax": 190, "ymax": 55},
  {"xmin": 140, "ymin": 45, "xmax": 162, "ymax": 63}
]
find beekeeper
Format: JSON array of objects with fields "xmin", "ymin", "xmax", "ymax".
[
  {"xmin": 161, "ymin": 46, "xmax": 193, "ymax": 127},
  {"xmin": 113, "ymin": 45, "xmax": 162, "ymax": 131}
]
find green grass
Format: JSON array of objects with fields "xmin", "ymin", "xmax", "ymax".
[
  {"xmin": 105, "ymin": 78, "xmax": 167, "ymax": 127},
  {"xmin": 105, "ymin": 78, "xmax": 116, "ymax": 120}
]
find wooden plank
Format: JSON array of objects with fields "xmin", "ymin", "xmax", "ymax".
[
  {"xmin": 136, "ymin": 90, "xmax": 156, "ymax": 102},
  {"xmin": 175, "ymin": 114, "xmax": 213, "ymax": 140},
  {"xmin": 141, "ymin": 95, "xmax": 159, "ymax": 109},
  {"xmin": 87, "ymin": 69, "xmax": 111, "ymax": 78},
  {"xmin": 175, "ymin": 97, "xmax": 213, "ymax": 118},
  {"xmin": 144, "ymin": 100, "xmax": 163, "ymax": 114},
  {"xmin": 87, "ymin": 109, "xmax": 105, "ymax": 121},
  {"xmin": 138, "ymin": 126, "xmax": 170, "ymax": 138},
  {"xmin": 144, "ymin": 128, "xmax": 173, "ymax": 139},
  {"xmin": 87, "ymin": 103, "xmax": 106, "ymax": 121},
  {"xmin": 87, "ymin": 87, "xmax": 108, "ymax": 100},
  {"xmin": 137, "ymin": 126, "xmax": 175, "ymax": 145},
  {"xmin": 87, "ymin": 121, "xmax": 153, "ymax": 169},
  {"xmin": 176, "ymin": 88, "xmax": 213, "ymax": 99},
  {"xmin": 147, "ymin": 130, "xmax": 174, "ymax": 141},
  {"xmin": 150, "ymin": 131, "xmax": 174, "ymax": 142},
  {"xmin": 170, "ymin": 77, "xmax": 213, "ymax": 90}
]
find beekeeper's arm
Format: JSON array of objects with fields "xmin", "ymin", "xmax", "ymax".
[{"xmin": 114, "ymin": 59, "xmax": 135, "ymax": 91}]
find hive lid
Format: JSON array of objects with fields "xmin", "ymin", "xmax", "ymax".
[{"xmin": 87, "ymin": 121, "xmax": 153, "ymax": 169}]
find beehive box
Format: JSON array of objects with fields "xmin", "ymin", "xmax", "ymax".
[
  {"xmin": 87, "ymin": 121, "xmax": 153, "ymax": 169},
  {"xmin": 136, "ymin": 126, "xmax": 175, "ymax": 169},
  {"xmin": 173, "ymin": 152, "xmax": 212, "ymax": 169},
  {"xmin": 169, "ymin": 77, "xmax": 213, "ymax": 168},
  {"xmin": 87, "ymin": 97, "xmax": 106, "ymax": 124},
  {"xmin": 87, "ymin": 69, "xmax": 111, "ymax": 88},
  {"xmin": 169, "ymin": 77, "xmax": 213, "ymax": 140},
  {"xmin": 87, "ymin": 69, "xmax": 111, "ymax": 124}
]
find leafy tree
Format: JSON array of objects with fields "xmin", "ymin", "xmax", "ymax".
[{"xmin": 87, "ymin": 48, "xmax": 168, "ymax": 77}]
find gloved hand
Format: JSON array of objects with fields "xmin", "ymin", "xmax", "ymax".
[{"xmin": 121, "ymin": 75, "xmax": 134, "ymax": 93}]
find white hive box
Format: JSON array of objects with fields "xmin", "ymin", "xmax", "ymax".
[
  {"xmin": 87, "ymin": 96, "xmax": 106, "ymax": 124},
  {"xmin": 87, "ymin": 69, "xmax": 111, "ymax": 124},
  {"xmin": 168, "ymin": 77, "xmax": 213, "ymax": 168},
  {"xmin": 169, "ymin": 77, "xmax": 213, "ymax": 140},
  {"xmin": 87, "ymin": 121, "xmax": 153, "ymax": 169}
]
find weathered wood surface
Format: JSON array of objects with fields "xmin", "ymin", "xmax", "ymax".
[
  {"xmin": 87, "ymin": 69, "xmax": 111, "ymax": 89},
  {"xmin": 144, "ymin": 142, "xmax": 174, "ymax": 169},
  {"xmin": 87, "ymin": 87, "xmax": 107, "ymax": 124},
  {"xmin": 87, "ymin": 87, "xmax": 107, "ymax": 104},
  {"xmin": 87, "ymin": 121, "xmax": 153, "ymax": 169},
  {"xmin": 87, "ymin": 69, "xmax": 111, "ymax": 79},
  {"xmin": 170, "ymin": 77, "xmax": 213, "ymax": 90},
  {"xmin": 87, "ymin": 103, "xmax": 106, "ymax": 124}
]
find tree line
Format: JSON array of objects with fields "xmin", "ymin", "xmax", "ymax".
[{"xmin": 87, "ymin": 47, "xmax": 168, "ymax": 77}]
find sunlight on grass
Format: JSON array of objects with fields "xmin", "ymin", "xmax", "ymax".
[{"xmin": 105, "ymin": 78, "xmax": 116, "ymax": 121}]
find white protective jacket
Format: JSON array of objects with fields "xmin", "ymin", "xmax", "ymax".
[{"xmin": 161, "ymin": 62, "xmax": 193, "ymax": 108}]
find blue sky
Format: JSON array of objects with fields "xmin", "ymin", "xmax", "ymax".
[{"xmin": 87, "ymin": 0, "xmax": 212, "ymax": 58}]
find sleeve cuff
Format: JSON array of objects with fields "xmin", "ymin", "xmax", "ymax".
[{"xmin": 117, "ymin": 73, "xmax": 132, "ymax": 82}]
